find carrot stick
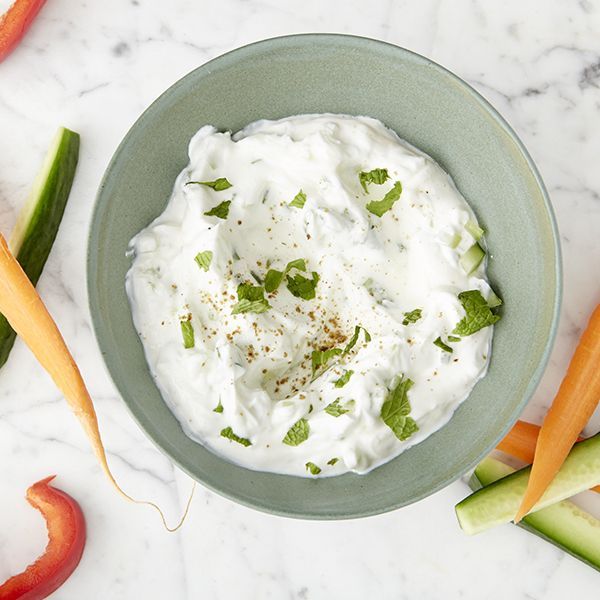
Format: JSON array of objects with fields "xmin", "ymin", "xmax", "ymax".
[
  {"xmin": 514, "ymin": 304, "xmax": 600, "ymax": 522},
  {"xmin": 498, "ymin": 420, "xmax": 600, "ymax": 493},
  {"xmin": 0, "ymin": 234, "xmax": 193, "ymax": 530}
]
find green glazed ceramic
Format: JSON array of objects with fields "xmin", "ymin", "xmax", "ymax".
[{"xmin": 88, "ymin": 34, "xmax": 561, "ymax": 519}]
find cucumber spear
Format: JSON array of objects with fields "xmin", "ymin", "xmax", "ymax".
[{"xmin": 0, "ymin": 127, "xmax": 80, "ymax": 368}]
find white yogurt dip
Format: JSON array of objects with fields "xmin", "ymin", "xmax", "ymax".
[{"xmin": 126, "ymin": 114, "xmax": 499, "ymax": 477}]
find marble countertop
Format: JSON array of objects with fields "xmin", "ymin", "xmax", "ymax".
[{"xmin": 1, "ymin": 0, "xmax": 599, "ymax": 598}]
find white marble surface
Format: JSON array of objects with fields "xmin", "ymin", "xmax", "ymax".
[{"xmin": 0, "ymin": 0, "xmax": 599, "ymax": 597}]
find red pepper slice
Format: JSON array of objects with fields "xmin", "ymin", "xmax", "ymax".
[
  {"xmin": 0, "ymin": 0, "xmax": 48, "ymax": 63},
  {"xmin": 0, "ymin": 476, "xmax": 86, "ymax": 600}
]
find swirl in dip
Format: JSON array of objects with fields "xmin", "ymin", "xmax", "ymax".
[{"xmin": 126, "ymin": 114, "xmax": 500, "ymax": 477}]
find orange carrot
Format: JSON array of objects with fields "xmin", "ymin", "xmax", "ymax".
[
  {"xmin": 498, "ymin": 419, "xmax": 600, "ymax": 493},
  {"xmin": 0, "ymin": 234, "xmax": 193, "ymax": 530},
  {"xmin": 515, "ymin": 304, "xmax": 600, "ymax": 522}
]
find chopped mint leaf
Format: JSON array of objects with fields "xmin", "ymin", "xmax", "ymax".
[
  {"xmin": 452, "ymin": 290, "xmax": 501, "ymax": 336},
  {"xmin": 333, "ymin": 369, "xmax": 354, "ymax": 388},
  {"xmin": 286, "ymin": 271, "xmax": 319, "ymax": 300},
  {"xmin": 286, "ymin": 258, "xmax": 307, "ymax": 272},
  {"xmin": 312, "ymin": 326, "xmax": 370, "ymax": 378},
  {"xmin": 237, "ymin": 282, "xmax": 266, "ymax": 301},
  {"xmin": 343, "ymin": 325, "xmax": 371, "ymax": 354},
  {"xmin": 289, "ymin": 189, "xmax": 307, "ymax": 208},
  {"xmin": 327, "ymin": 457, "xmax": 339, "ymax": 466},
  {"xmin": 195, "ymin": 250, "xmax": 213, "ymax": 272},
  {"xmin": 448, "ymin": 335, "xmax": 461, "ymax": 342},
  {"xmin": 231, "ymin": 298, "xmax": 270, "ymax": 315},
  {"xmin": 265, "ymin": 259, "xmax": 308, "ymax": 293},
  {"xmin": 204, "ymin": 200, "xmax": 231, "ymax": 219},
  {"xmin": 180, "ymin": 319, "xmax": 194, "ymax": 349},
  {"xmin": 188, "ymin": 177, "xmax": 232, "ymax": 191},
  {"xmin": 324, "ymin": 398, "xmax": 350, "ymax": 417},
  {"xmin": 264, "ymin": 269, "xmax": 284, "ymax": 293},
  {"xmin": 311, "ymin": 347, "xmax": 343, "ymax": 375},
  {"xmin": 380, "ymin": 375, "xmax": 419, "ymax": 441},
  {"xmin": 282, "ymin": 418, "xmax": 310, "ymax": 446},
  {"xmin": 231, "ymin": 282, "xmax": 271, "ymax": 314},
  {"xmin": 359, "ymin": 168, "xmax": 390, "ymax": 193},
  {"xmin": 308, "ymin": 404, "xmax": 314, "ymax": 414},
  {"xmin": 433, "ymin": 336, "xmax": 453, "ymax": 353},
  {"xmin": 220, "ymin": 426, "xmax": 251, "ymax": 446},
  {"xmin": 213, "ymin": 399, "xmax": 223, "ymax": 413},
  {"xmin": 402, "ymin": 309, "xmax": 422, "ymax": 326},
  {"xmin": 306, "ymin": 462, "xmax": 321, "ymax": 475},
  {"xmin": 366, "ymin": 181, "xmax": 402, "ymax": 217}
]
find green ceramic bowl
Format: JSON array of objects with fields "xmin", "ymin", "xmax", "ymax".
[{"xmin": 88, "ymin": 34, "xmax": 561, "ymax": 519}]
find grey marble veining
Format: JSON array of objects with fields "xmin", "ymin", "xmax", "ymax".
[{"xmin": 0, "ymin": 1, "xmax": 599, "ymax": 598}]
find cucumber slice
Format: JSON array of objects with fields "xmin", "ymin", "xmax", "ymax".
[
  {"xmin": 0, "ymin": 127, "xmax": 80, "ymax": 368},
  {"xmin": 459, "ymin": 242, "xmax": 485, "ymax": 275},
  {"xmin": 486, "ymin": 289, "xmax": 503, "ymax": 308},
  {"xmin": 465, "ymin": 219, "xmax": 484, "ymax": 241},
  {"xmin": 471, "ymin": 457, "xmax": 600, "ymax": 572},
  {"xmin": 449, "ymin": 232, "xmax": 461, "ymax": 249},
  {"xmin": 456, "ymin": 433, "xmax": 600, "ymax": 534}
]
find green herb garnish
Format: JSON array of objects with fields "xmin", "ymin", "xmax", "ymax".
[
  {"xmin": 305, "ymin": 462, "xmax": 321, "ymax": 475},
  {"xmin": 452, "ymin": 290, "xmax": 501, "ymax": 336},
  {"xmin": 311, "ymin": 347, "xmax": 343, "ymax": 375},
  {"xmin": 231, "ymin": 299, "xmax": 270, "ymax": 314},
  {"xmin": 333, "ymin": 369, "xmax": 354, "ymax": 388},
  {"xmin": 220, "ymin": 426, "xmax": 251, "ymax": 446},
  {"xmin": 180, "ymin": 319, "xmax": 194, "ymax": 349},
  {"xmin": 327, "ymin": 457, "xmax": 339, "ymax": 466},
  {"xmin": 231, "ymin": 282, "xmax": 271, "ymax": 314},
  {"xmin": 265, "ymin": 258, "xmax": 308, "ymax": 293},
  {"xmin": 366, "ymin": 181, "xmax": 402, "ymax": 217},
  {"xmin": 204, "ymin": 200, "xmax": 231, "ymax": 219},
  {"xmin": 311, "ymin": 325, "xmax": 370, "ymax": 378},
  {"xmin": 433, "ymin": 337, "xmax": 453, "ymax": 353},
  {"xmin": 380, "ymin": 375, "xmax": 419, "ymax": 441},
  {"xmin": 359, "ymin": 168, "xmax": 389, "ymax": 193},
  {"xmin": 324, "ymin": 398, "xmax": 350, "ymax": 417},
  {"xmin": 286, "ymin": 271, "xmax": 319, "ymax": 300},
  {"xmin": 402, "ymin": 309, "xmax": 422, "ymax": 326},
  {"xmin": 188, "ymin": 177, "xmax": 232, "ymax": 191},
  {"xmin": 343, "ymin": 325, "xmax": 371, "ymax": 354},
  {"xmin": 264, "ymin": 269, "xmax": 284, "ymax": 293},
  {"xmin": 448, "ymin": 335, "xmax": 461, "ymax": 342},
  {"xmin": 286, "ymin": 258, "xmax": 307, "ymax": 272},
  {"xmin": 289, "ymin": 189, "xmax": 307, "ymax": 208},
  {"xmin": 213, "ymin": 399, "xmax": 224, "ymax": 413},
  {"xmin": 195, "ymin": 250, "xmax": 213, "ymax": 272},
  {"xmin": 282, "ymin": 418, "xmax": 310, "ymax": 446}
]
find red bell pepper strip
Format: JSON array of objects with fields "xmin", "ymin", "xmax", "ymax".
[
  {"xmin": 0, "ymin": 0, "xmax": 48, "ymax": 63},
  {"xmin": 0, "ymin": 476, "xmax": 86, "ymax": 600}
]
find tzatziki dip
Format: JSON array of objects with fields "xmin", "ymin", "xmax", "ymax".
[{"xmin": 126, "ymin": 114, "xmax": 501, "ymax": 477}]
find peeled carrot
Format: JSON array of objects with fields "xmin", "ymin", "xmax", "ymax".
[
  {"xmin": 515, "ymin": 304, "xmax": 600, "ymax": 522},
  {"xmin": 0, "ymin": 234, "xmax": 193, "ymax": 530},
  {"xmin": 498, "ymin": 419, "xmax": 600, "ymax": 493}
]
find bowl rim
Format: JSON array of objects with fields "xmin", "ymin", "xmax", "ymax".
[{"xmin": 87, "ymin": 33, "xmax": 562, "ymax": 519}]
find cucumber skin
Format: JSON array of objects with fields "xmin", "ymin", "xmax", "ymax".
[
  {"xmin": 456, "ymin": 433, "xmax": 600, "ymax": 534},
  {"xmin": 0, "ymin": 128, "xmax": 79, "ymax": 368},
  {"xmin": 459, "ymin": 242, "xmax": 485, "ymax": 274},
  {"xmin": 471, "ymin": 457, "xmax": 600, "ymax": 572}
]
